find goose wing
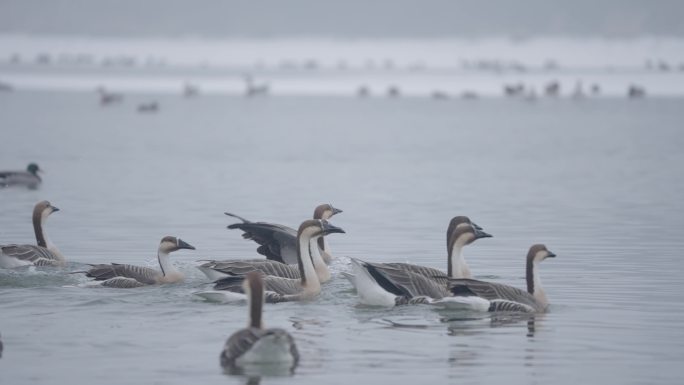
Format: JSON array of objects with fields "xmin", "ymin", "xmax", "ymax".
[
  {"xmin": 212, "ymin": 275, "xmax": 304, "ymax": 303},
  {"xmin": 84, "ymin": 263, "xmax": 159, "ymax": 285},
  {"xmin": 0, "ymin": 172, "xmax": 40, "ymax": 187},
  {"xmin": 226, "ymin": 219, "xmax": 298, "ymax": 264},
  {"xmin": 448, "ymin": 278, "xmax": 540, "ymax": 310},
  {"xmin": 383, "ymin": 263, "xmax": 448, "ymax": 285},
  {"xmin": 200, "ymin": 259, "xmax": 300, "ymax": 279},
  {"xmin": 100, "ymin": 277, "xmax": 147, "ymax": 288},
  {"xmin": 363, "ymin": 261, "xmax": 449, "ymax": 299},
  {"xmin": 1, "ymin": 244, "xmax": 61, "ymax": 266}
]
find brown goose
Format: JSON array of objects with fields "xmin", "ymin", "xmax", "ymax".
[{"xmin": 0, "ymin": 200, "xmax": 65, "ymax": 268}]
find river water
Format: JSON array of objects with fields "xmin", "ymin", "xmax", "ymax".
[{"xmin": 1, "ymin": 90, "xmax": 684, "ymax": 384}]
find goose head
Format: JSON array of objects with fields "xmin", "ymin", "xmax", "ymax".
[
  {"xmin": 313, "ymin": 204, "xmax": 343, "ymax": 220},
  {"xmin": 158, "ymin": 236, "xmax": 196, "ymax": 254},
  {"xmin": 527, "ymin": 244, "xmax": 556, "ymax": 264},
  {"xmin": 33, "ymin": 200, "xmax": 59, "ymax": 222},
  {"xmin": 297, "ymin": 219, "xmax": 345, "ymax": 239},
  {"xmin": 27, "ymin": 163, "xmax": 42, "ymax": 175},
  {"xmin": 449, "ymin": 223, "xmax": 492, "ymax": 247}
]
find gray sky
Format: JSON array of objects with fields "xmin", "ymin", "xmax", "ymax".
[{"xmin": 1, "ymin": 0, "xmax": 683, "ymax": 38}]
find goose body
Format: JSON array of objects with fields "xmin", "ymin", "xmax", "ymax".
[
  {"xmin": 195, "ymin": 219, "xmax": 344, "ymax": 303},
  {"xmin": 221, "ymin": 272, "xmax": 299, "ymax": 373},
  {"xmin": 76, "ymin": 236, "xmax": 194, "ymax": 288},
  {"xmin": 0, "ymin": 163, "xmax": 42, "ymax": 189},
  {"xmin": 440, "ymin": 244, "xmax": 556, "ymax": 313},
  {"xmin": 198, "ymin": 231, "xmax": 331, "ymax": 282},
  {"xmin": 225, "ymin": 203, "xmax": 342, "ymax": 265},
  {"xmin": 346, "ymin": 218, "xmax": 491, "ymax": 306},
  {"xmin": 0, "ymin": 201, "xmax": 65, "ymax": 268}
]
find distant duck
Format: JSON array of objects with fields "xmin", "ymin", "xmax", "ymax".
[
  {"xmin": 440, "ymin": 244, "xmax": 557, "ymax": 313},
  {"xmin": 97, "ymin": 87, "xmax": 123, "ymax": 105},
  {"xmin": 503, "ymin": 83, "xmax": 525, "ymax": 97},
  {"xmin": 220, "ymin": 271, "xmax": 299, "ymax": 373},
  {"xmin": 0, "ymin": 163, "xmax": 42, "ymax": 189},
  {"xmin": 244, "ymin": 75, "xmax": 269, "ymax": 97},
  {"xmin": 356, "ymin": 85, "xmax": 370, "ymax": 98},
  {"xmin": 74, "ymin": 236, "xmax": 195, "ymax": 288},
  {"xmin": 183, "ymin": 82, "xmax": 200, "ymax": 97},
  {"xmin": 544, "ymin": 81, "xmax": 560, "ymax": 97},
  {"xmin": 387, "ymin": 86, "xmax": 400, "ymax": 98},
  {"xmin": 431, "ymin": 91, "xmax": 449, "ymax": 100},
  {"xmin": 224, "ymin": 204, "xmax": 343, "ymax": 265},
  {"xmin": 628, "ymin": 85, "xmax": 646, "ymax": 99},
  {"xmin": 137, "ymin": 101, "xmax": 159, "ymax": 113},
  {"xmin": 0, "ymin": 201, "xmax": 65, "ymax": 268}
]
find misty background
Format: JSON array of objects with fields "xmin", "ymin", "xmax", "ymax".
[{"xmin": 1, "ymin": 0, "xmax": 683, "ymax": 38}]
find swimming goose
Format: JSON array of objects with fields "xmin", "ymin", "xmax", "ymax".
[
  {"xmin": 0, "ymin": 163, "xmax": 42, "ymax": 188},
  {"xmin": 441, "ymin": 244, "xmax": 556, "ymax": 313},
  {"xmin": 197, "ymin": 226, "xmax": 333, "ymax": 282},
  {"xmin": 0, "ymin": 201, "xmax": 65, "ymax": 268},
  {"xmin": 344, "ymin": 216, "xmax": 491, "ymax": 290},
  {"xmin": 225, "ymin": 203, "xmax": 342, "ymax": 265},
  {"xmin": 196, "ymin": 219, "xmax": 345, "ymax": 303},
  {"xmin": 349, "ymin": 223, "xmax": 491, "ymax": 307},
  {"xmin": 220, "ymin": 271, "xmax": 299, "ymax": 372},
  {"xmin": 75, "ymin": 236, "xmax": 195, "ymax": 288}
]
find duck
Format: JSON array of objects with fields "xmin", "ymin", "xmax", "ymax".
[
  {"xmin": 0, "ymin": 163, "xmax": 42, "ymax": 189},
  {"xmin": 439, "ymin": 244, "xmax": 556, "ymax": 312},
  {"xmin": 343, "ymin": 216, "xmax": 491, "ymax": 290},
  {"xmin": 0, "ymin": 201, "xmax": 65, "ymax": 268},
  {"xmin": 194, "ymin": 219, "xmax": 345, "ymax": 303},
  {"xmin": 74, "ymin": 236, "xmax": 195, "ymax": 288},
  {"xmin": 197, "ymin": 220, "xmax": 338, "ymax": 282},
  {"xmin": 224, "ymin": 203, "xmax": 342, "ymax": 265},
  {"xmin": 220, "ymin": 271, "xmax": 299, "ymax": 373},
  {"xmin": 349, "ymin": 222, "xmax": 491, "ymax": 307}
]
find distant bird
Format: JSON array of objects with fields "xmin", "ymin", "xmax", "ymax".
[
  {"xmin": 74, "ymin": 236, "xmax": 195, "ymax": 288},
  {"xmin": 97, "ymin": 87, "xmax": 123, "ymax": 105},
  {"xmin": 183, "ymin": 82, "xmax": 200, "ymax": 97},
  {"xmin": 460, "ymin": 91, "xmax": 479, "ymax": 100},
  {"xmin": 431, "ymin": 91, "xmax": 449, "ymax": 100},
  {"xmin": 0, "ymin": 201, "xmax": 65, "ymax": 268},
  {"xmin": 0, "ymin": 81, "xmax": 13, "ymax": 92},
  {"xmin": 544, "ymin": 81, "xmax": 560, "ymax": 97},
  {"xmin": 137, "ymin": 102, "xmax": 159, "ymax": 113},
  {"xmin": 503, "ymin": 83, "xmax": 525, "ymax": 97},
  {"xmin": 220, "ymin": 271, "xmax": 299, "ymax": 373},
  {"xmin": 0, "ymin": 163, "xmax": 42, "ymax": 189},
  {"xmin": 244, "ymin": 75, "xmax": 269, "ymax": 97},
  {"xmin": 356, "ymin": 86, "xmax": 370, "ymax": 98},
  {"xmin": 628, "ymin": 85, "xmax": 646, "ymax": 99},
  {"xmin": 387, "ymin": 86, "xmax": 400, "ymax": 98}
]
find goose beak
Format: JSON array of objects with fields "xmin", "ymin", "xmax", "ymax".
[
  {"xmin": 332, "ymin": 207, "xmax": 343, "ymax": 216},
  {"xmin": 50, "ymin": 205, "xmax": 60, "ymax": 213},
  {"xmin": 321, "ymin": 222, "xmax": 345, "ymax": 235},
  {"xmin": 474, "ymin": 228, "xmax": 492, "ymax": 239},
  {"xmin": 177, "ymin": 239, "xmax": 196, "ymax": 250},
  {"xmin": 471, "ymin": 222, "xmax": 483, "ymax": 231},
  {"xmin": 546, "ymin": 251, "xmax": 556, "ymax": 258}
]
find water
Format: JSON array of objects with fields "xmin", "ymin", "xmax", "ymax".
[{"xmin": 1, "ymin": 90, "xmax": 684, "ymax": 384}]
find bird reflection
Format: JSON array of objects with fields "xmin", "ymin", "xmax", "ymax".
[{"xmin": 442, "ymin": 313, "xmax": 538, "ymax": 338}]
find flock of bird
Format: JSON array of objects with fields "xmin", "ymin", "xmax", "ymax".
[{"xmin": 1, "ymin": 165, "xmax": 556, "ymax": 373}]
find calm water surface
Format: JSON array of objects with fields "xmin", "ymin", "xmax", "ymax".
[{"xmin": 1, "ymin": 91, "xmax": 684, "ymax": 384}]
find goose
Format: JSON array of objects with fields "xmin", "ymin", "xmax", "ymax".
[
  {"xmin": 194, "ymin": 219, "xmax": 345, "ymax": 303},
  {"xmin": 74, "ymin": 236, "xmax": 195, "ymax": 288},
  {"xmin": 343, "ymin": 216, "xmax": 490, "ymax": 290},
  {"xmin": 349, "ymin": 223, "xmax": 491, "ymax": 307},
  {"xmin": 197, "ymin": 225, "xmax": 334, "ymax": 282},
  {"xmin": 224, "ymin": 203, "xmax": 342, "ymax": 265},
  {"xmin": 439, "ymin": 244, "xmax": 556, "ymax": 313},
  {"xmin": 0, "ymin": 201, "xmax": 65, "ymax": 268},
  {"xmin": 0, "ymin": 163, "xmax": 42, "ymax": 188},
  {"xmin": 220, "ymin": 271, "xmax": 299, "ymax": 373}
]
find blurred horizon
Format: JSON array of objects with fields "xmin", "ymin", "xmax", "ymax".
[{"xmin": 1, "ymin": 0, "xmax": 683, "ymax": 39}]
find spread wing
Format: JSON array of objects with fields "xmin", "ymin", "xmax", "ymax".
[
  {"xmin": 448, "ymin": 278, "xmax": 540, "ymax": 311},
  {"xmin": 1, "ymin": 244, "xmax": 61, "ymax": 266},
  {"xmin": 200, "ymin": 259, "xmax": 300, "ymax": 279},
  {"xmin": 225, "ymin": 214, "xmax": 298, "ymax": 264},
  {"xmin": 84, "ymin": 263, "xmax": 159, "ymax": 285}
]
